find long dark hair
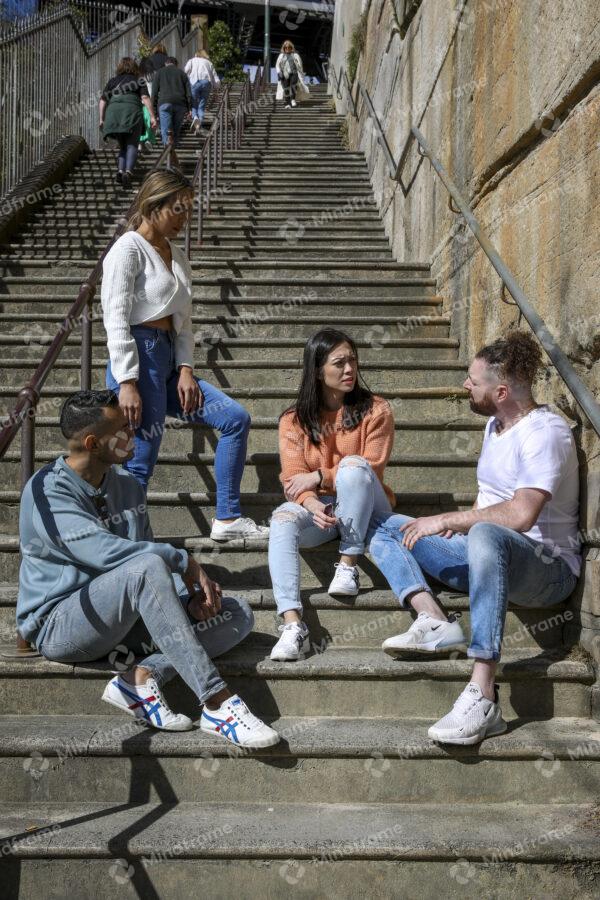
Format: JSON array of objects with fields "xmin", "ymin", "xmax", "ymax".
[{"xmin": 285, "ymin": 329, "xmax": 374, "ymax": 446}]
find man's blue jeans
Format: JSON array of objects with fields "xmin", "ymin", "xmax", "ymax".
[
  {"xmin": 191, "ymin": 79, "xmax": 212, "ymax": 123},
  {"xmin": 370, "ymin": 516, "xmax": 577, "ymax": 661},
  {"xmin": 269, "ymin": 456, "xmax": 393, "ymax": 615},
  {"xmin": 158, "ymin": 102, "xmax": 187, "ymax": 147},
  {"xmin": 37, "ymin": 552, "xmax": 253, "ymax": 704},
  {"xmin": 106, "ymin": 326, "xmax": 251, "ymax": 519}
]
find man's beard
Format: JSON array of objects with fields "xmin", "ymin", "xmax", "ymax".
[{"xmin": 468, "ymin": 394, "xmax": 496, "ymax": 417}]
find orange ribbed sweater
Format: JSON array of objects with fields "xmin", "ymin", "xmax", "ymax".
[{"xmin": 278, "ymin": 396, "xmax": 395, "ymax": 506}]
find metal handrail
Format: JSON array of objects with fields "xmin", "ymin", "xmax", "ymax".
[
  {"xmin": 328, "ymin": 63, "xmax": 600, "ymax": 438},
  {"xmin": 0, "ymin": 141, "xmax": 174, "ymax": 478},
  {"xmin": 184, "ymin": 67, "xmax": 268, "ymax": 252}
]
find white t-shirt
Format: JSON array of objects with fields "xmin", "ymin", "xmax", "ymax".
[{"xmin": 476, "ymin": 406, "xmax": 581, "ymax": 576}]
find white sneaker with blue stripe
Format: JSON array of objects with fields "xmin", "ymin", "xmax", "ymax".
[
  {"xmin": 102, "ymin": 675, "xmax": 193, "ymax": 731},
  {"xmin": 200, "ymin": 695, "xmax": 280, "ymax": 748}
]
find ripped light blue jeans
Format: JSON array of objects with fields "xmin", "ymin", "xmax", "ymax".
[
  {"xmin": 268, "ymin": 456, "xmax": 393, "ymax": 615},
  {"xmin": 369, "ymin": 516, "xmax": 577, "ymax": 662}
]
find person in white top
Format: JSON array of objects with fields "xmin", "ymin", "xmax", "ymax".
[
  {"xmin": 184, "ymin": 50, "xmax": 220, "ymax": 134},
  {"xmin": 275, "ymin": 40, "xmax": 308, "ymax": 109},
  {"xmin": 371, "ymin": 331, "xmax": 581, "ymax": 744},
  {"xmin": 101, "ymin": 168, "xmax": 269, "ymax": 542}
]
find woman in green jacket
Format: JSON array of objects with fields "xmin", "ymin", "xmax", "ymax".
[{"xmin": 99, "ymin": 57, "xmax": 157, "ymax": 189}]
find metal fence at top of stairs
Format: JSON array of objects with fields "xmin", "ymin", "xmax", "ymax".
[
  {"xmin": 328, "ymin": 62, "xmax": 600, "ymax": 441},
  {"xmin": 0, "ymin": 1, "xmax": 198, "ymax": 202}
]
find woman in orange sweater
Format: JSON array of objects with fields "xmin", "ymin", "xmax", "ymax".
[{"xmin": 268, "ymin": 328, "xmax": 395, "ymax": 661}]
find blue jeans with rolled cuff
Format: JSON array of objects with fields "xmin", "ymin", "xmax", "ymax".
[
  {"xmin": 268, "ymin": 456, "xmax": 393, "ymax": 616},
  {"xmin": 106, "ymin": 326, "xmax": 251, "ymax": 519},
  {"xmin": 37, "ymin": 552, "xmax": 254, "ymax": 704},
  {"xmin": 369, "ymin": 516, "xmax": 577, "ymax": 661},
  {"xmin": 191, "ymin": 79, "xmax": 212, "ymax": 122}
]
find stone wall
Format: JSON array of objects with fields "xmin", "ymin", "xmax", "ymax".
[{"xmin": 330, "ymin": 0, "xmax": 600, "ymax": 658}]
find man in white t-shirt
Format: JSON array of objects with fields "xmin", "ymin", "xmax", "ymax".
[{"xmin": 371, "ymin": 331, "xmax": 580, "ymax": 745}]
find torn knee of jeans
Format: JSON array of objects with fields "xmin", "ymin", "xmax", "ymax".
[
  {"xmin": 272, "ymin": 509, "xmax": 302, "ymax": 524},
  {"xmin": 339, "ymin": 455, "xmax": 369, "ymax": 470}
]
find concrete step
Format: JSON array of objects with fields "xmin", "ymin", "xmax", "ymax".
[
  {"xmin": 2, "ymin": 415, "xmax": 482, "ymax": 457},
  {"xmin": 0, "ymin": 275, "xmax": 438, "ymax": 299},
  {"xmin": 0, "ymin": 385, "xmax": 468, "ymax": 421},
  {"xmin": 0, "ymin": 485, "xmax": 479, "ymax": 543},
  {"xmin": 0, "ymin": 294, "xmax": 442, "ymax": 317},
  {"xmin": 0, "ymin": 314, "xmax": 449, "ymax": 342},
  {"xmin": 0, "ymin": 359, "xmax": 466, "ymax": 392},
  {"xmin": 0, "ymin": 451, "xmax": 478, "ymax": 495},
  {"xmin": 0, "ymin": 801, "xmax": 598, "ymax": 898},
  {"xmin": 0, "ymin": 585, "xmax": 571, "ymax": 653},
  {"xmin": 0, "ymin": 338, "xmax": 461, "ymax": 366},
  {"xmin": 0, "ymin": 645, "xmax": 592, "ymax": 718},
  {"xmin": 3, "ymin": 244, "xmax": 395, "ymax": 261},
  {"xmin": 0, "ymin": 508, "xmax": 481, "ymax": 575},
  {"xmin": 1, "ymin": 715, "xmax": 596, "ymax": 805}
]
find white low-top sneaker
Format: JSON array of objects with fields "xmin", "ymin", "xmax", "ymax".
[
  {"xmin": 428, "ymin": 682, "xmax": 508, "ymax": 745},
  {"xmin": 210, "ymin": 516, "xmax": 269, "ymax": 542},
  {"xmin": 382, "ymin": 611, "xmax": 467, "ymax": 658},
  {"xmin": 328, "ymin": 562, "xmax": 359, "ymax": 597},
  {"xmin": 270, "ymin": 621, "xmax": 310, "ymax": 661},
  {"xmin": 102, "ymin": 675, "xmax": 193, "ymax": 731},
  {"xmin": 200, "ymin": 695, "xmax": 280, "ymax": 748},
  {"xmin": 291, "ymin": 100, "xmax": 297, "ymax": 107}
]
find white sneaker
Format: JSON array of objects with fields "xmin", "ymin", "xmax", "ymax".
[
  {"xmin": 284, "ymin": 104, "xmax": 291, "ymax": 109},
  {"xmin": 210, "ymin": 516, "xmax": 269, "ymax": 542},
  {"xmin": 428, "ymin": 682, "xmax": 508, "ymax": 745},
  {"xmin": 328, "ymin": 562, "xmax": 359, "ymax": 597},
  {"xmin": 101, "ymin": 675, "xmax": 193, "ymax": 731},
  {"xmin": 291, "ymin": 100, "xmax": 297, "ymax": 107},
  {"xmin": 191, "ymin": 115, "xmax": 199, "ymax": 129},
  {"xmin": 270, "ymin": 621, "xmax": 310, "ymax": 661},
  {"xmin": 382, "ymin": 611, "xmax": 467, "ymax": 658},
  {"xmin": 200, "ymin": 694, "xmax": 280, "ymax": 748}
]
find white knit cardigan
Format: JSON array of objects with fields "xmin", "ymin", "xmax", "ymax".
[{"xmin": 101, "ymin": 231, "xmax": 195, "ymax": 384}]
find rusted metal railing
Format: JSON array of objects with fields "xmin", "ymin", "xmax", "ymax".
[{"xmin": 0, "ymin": 142, "xmax": 173, "ymax": 482}]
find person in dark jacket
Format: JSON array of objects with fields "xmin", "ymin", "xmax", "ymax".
[
  {"xmin": 152, "ymin": 57, "xmax": 192, "ymax": 151},
  {"xmin": 99, "ymin": 57, "xmax": 156, "ymax": 189}
]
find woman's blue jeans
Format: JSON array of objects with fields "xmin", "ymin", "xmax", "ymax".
[
  {"xmin": 370, "ymin": 516, "xmax": 578, "ymax": 661},
  {"xmin": 191, "ymin": 79, "xmax": 212, "ymax": 122},
  {"xmin": 106, "ymin": 326, "xmax": 250, "ymax": 519},
  {"xmin": 268, "ymin": 456, "xmax": 393, "ymax": 615}
]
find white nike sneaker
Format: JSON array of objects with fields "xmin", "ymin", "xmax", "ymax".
[
  {"xmin": 102, "ymin": 675, "xmax": 193, "ymax": 731},
  {"xmin": 291, "ymin": 100, "xmax": 297, "ymax": 107},
  {"xmin": 270, "ymin": 621, "xmax": 310, "ymax": 661},
  {"xmin": 210, "ymin": 516, "xmax": 269, "ymax": 542},
  {"xmin": 328, "ymin": 562, "xmax": 359, "ymax": 597},
  {"xmin": 200, "ymin": 694, "xmax": 280, "ymax": 748},
  {"xmin": 428, "ymin": 682, "xmax": 508, "ymax": 745},
  {"xmin": 382, "ymin": 611, "xmax": 467, "ymax": 658}
]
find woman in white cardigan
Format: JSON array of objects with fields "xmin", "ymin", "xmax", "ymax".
[
  {"xmin": 101, "ymin": 169, "xmax": 268, "ymax": 542},
  {"xmin": 275, "ymin": 41, "xmax": 308, "ymax": 109}
]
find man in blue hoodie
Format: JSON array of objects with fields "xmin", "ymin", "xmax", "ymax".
[{"xmin": 17, "ymin": 390, "xmax": 279, "ymax": 748}]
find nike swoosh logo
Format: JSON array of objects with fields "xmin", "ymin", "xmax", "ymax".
[{"xmin": 430, "ymin": 624, "xmax": 443, "ymax": 631}]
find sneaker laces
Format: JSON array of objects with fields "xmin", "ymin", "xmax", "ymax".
[
  {"xmin": 334, "ymin": 562, "xmax": 358, "ymax": 578},
  {"xmin": 452, "ymin": 683, "xmax": 482, "ymax": 716},
  {"xmin": 224, "ymin": 697, "xmax": 263, "ymax": 730},
  {"xmin": 278, "ymin": 622, "xmax": 306, "ymax": 645}
]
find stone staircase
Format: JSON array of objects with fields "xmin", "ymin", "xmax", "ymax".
[{"xmin": 0, "ymin": 85, "xmax": 598, "ymax": 898}]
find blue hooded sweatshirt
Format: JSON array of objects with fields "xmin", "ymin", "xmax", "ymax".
[{"xmin": 17, "ymin": 456, "xmax": 188, "ymax": 646}]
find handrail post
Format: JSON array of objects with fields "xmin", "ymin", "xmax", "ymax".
[
  {"xmin": 166, "ymin": 128, "xmax": 175, "ymax": 168},
  {"xmin": 197, "ymin": 159, "xmax": 204, "ymax": 245},
  {"xmin": 211, "ymin": 128, "xmax": 217, "ymax": 197},
  {"xmin": 80, "ymin": 285, "xmax": 94, "ymax": 391},
  {"xmin": 19, "ymin": 395, "xmax": 35, "ymax": 491}
]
